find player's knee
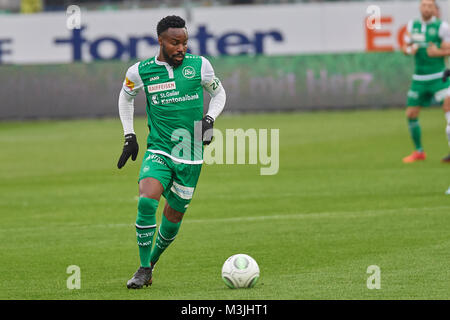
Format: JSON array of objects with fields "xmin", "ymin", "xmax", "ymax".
[
  {"xmin": 164, "ymin": 204, "xmax": 184, "ymax": 223},
  {"xmin": 139, "ymin": 188, "xmax": 160, "ymax": 200},
  {"xmin": 138, "ymin": 177, "xmax": 164, "ymax": 199},
  {"xmin": 167, "ymin": 211, "xmax": 184, "ymax": 224},
  {"xmin": 443, "ymin": 104, "xmax": 450, "ymax": 113},
  {"xmin": 406, "ymin": 108, "xmax": 420, "ymax": 119}
]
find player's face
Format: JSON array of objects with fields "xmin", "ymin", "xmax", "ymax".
[
  {"xmin": 420, "ymin": 0, "xmax": 435, "ymax": 21},
  {"xmin": 159, "ymin": 28, "xmax": 188, "ymax": 67}
]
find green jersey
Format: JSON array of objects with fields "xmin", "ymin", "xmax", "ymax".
[
  {"xmin": 122, "ymin": 53, "xmax": 220, "ymax": 164},
  {"xmin": 406, "ymin": 17, "xmax": 450, "ymax": 79}
]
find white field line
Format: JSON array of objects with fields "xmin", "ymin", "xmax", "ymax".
[
  {"xmin": 2, "ymin": 206, "xmax": 449, "ymax": 232},
  {"xmin": 185, "ymin": 206, "xmax": 450, "ymax": 224}
]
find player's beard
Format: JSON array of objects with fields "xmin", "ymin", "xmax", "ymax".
[
  {"xmin": 161, "ymin": 44, "xmax": 185, "ymax": 67},
  {"xmin": 422, "ymin": 12, "xmax": 433, "ymax": 21}
]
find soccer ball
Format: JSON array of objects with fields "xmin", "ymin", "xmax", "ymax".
[{"xmin": 221, "ymin": 254, "xmax": 260, "ymax": 289}]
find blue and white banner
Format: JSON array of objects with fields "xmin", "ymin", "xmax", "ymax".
[{"xmin": 0, "ymin": 1, "xmax": 446, "ymax": 65}]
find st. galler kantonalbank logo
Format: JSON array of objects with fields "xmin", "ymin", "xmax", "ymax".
[{"xmin": 182, "ymin": 66, "xmax": 196, "ymax": 79}]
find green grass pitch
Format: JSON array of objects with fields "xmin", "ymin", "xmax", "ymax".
[{"xmin": 1, "ymin": 108, "xmax": 449, "ymax": 300}]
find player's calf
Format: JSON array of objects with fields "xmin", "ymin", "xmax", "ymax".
[
  {"xmin": 446, "ymin": 109, "xmax": 450, "ymax": 148},
  {"xmin": 150, "ymin": 204, "xmax": 183, "ymax": 266}
]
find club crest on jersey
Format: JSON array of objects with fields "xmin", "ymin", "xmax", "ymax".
[
  {"xmin": 151, "ymin": 94, "xmax": 160, "ymax": 104},
  {"xmin": 147, "ymin": 81, "xmax": 176, "ymax": 93},
  {"xmin": 182, "ymin": 66, "xmax": 196, "ymax": 79}
]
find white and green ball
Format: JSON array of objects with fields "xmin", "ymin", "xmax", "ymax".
[{"xmin": 221, "ymin": 254, "xmax": 260, "ymax": 289}]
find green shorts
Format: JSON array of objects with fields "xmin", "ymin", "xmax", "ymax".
[
  {"xmin": 138, "ymin": 150, "xmax": 203, "ymax": 213},
  {"xmin": 407, "ymin": 77, "xmax": 449, "ymax": 107}
]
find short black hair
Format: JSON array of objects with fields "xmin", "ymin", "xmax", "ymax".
[{"xmin": 157, "ymin": 15, "xmax": 186, "ymax": 36}]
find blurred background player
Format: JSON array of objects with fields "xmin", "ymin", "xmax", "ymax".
[
  {"xmin": 117, "ymin": 15, "xmax": 226, "ymax": 289},
  {"xmin": 401, "ymin": 0, "xmax": 450, "ymax": 163},
  {"xmin": 430, "ymin": 60, "xmax": 450, "ymax": 163},
  {"xmin": 429, "ymin": 0, "xmax": 450, "ymax": 162}
]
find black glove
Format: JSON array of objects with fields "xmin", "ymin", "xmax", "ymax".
[
  {"xmin": 444, "ymin": 69, "xmax": 450, "ymax": 82},
  {"xmin": 200, "ymin": 115, "xmax": 214, "ymax": 145},
  {"xmin": 117, "ymin": 133, "xmax": 139, "ymax": 169}
]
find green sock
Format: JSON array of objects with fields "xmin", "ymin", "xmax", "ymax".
[
  {"xmin": 150, "ymin": 213, "xmax": 181, "ymax": 266},
  {"xmin": 408, "ymin": 118, "xmax": 423, "ymax": 151},
  {"xmin": 136, "ymin": 227, "xmax": 156, "ymax": 268},
  {"xmin": 136, "ymin": 197, "xmax": 159, "ymax": 268}
]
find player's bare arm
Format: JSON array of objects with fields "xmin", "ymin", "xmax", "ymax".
[{"xmin": 427, "ymin": 41, "xmax": 450, "ymax": 57}]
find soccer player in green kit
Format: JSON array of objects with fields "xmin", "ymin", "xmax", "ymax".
[
  {"xmin": 116, "ymin": 16, "xmax": 226, "ymax": 289},
  {"xmin": 428, "ymin": 0, "xmax": 450, "ymax": 162},
  {"xmin": 426, "ymin": 0, "xmax": 450, "ymax": 163},
  {"xmin": 402, "ymin": 0, "xmax": 450, "ymax": 163}
]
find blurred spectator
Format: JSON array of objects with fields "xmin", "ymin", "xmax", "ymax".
[
  {"xmin": 21, "ymin": 0, "xmax": 42, "ymax": 13},
  {"xmin": 0, "ymin": 0, "xmax": 20, "ymax": 12}
]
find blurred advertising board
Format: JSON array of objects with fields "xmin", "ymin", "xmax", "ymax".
[
  {"xmin": 0, "ymin": 52, "xmax": 412, "ymax": 119},
  {"xmin": 0, "ymin": 1, "xmax": 444, "ymax": 65}
]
